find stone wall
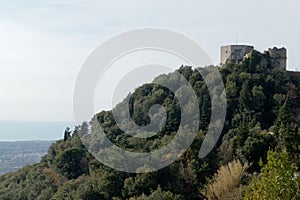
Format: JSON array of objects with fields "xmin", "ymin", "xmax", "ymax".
[
  {"xmin": 220, "ymin": 45, "xmax": 287, "ymax": 71},
  {"xmin": 220, "ymin": 45, "xmax": 254, "ymax": 65},
  {"xmin": 267, "ymin": 47, "xmax": 287, "ymax": 70}
]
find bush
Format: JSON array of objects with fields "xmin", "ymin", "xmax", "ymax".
[
  {"xmin": 245, "ymin": 150, "xmax": 300, "ymax": 200},
  {"xmin": 54, "ymin": 148, "xmax": 89, "ymax": 179},
  {"xmin": 202, "ymin": 160, "xmax": 248, "ymax": 200}
]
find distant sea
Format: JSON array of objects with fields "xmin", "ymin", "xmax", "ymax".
[{"xmin": 0, "ymin": 121, "xmax": 75, "ymax": 141}]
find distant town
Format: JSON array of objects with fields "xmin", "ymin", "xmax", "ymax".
[{"xmin": 0, "ymin": 141, "xmax": 53, "ymax": 175}]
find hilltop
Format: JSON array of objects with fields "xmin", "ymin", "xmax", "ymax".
[{"xmin": 0, "ymin": 51, "xmax": 299, "ymax": 199}]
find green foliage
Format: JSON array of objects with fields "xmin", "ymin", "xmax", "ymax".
[
  {"xmin": 273, "ymin": 99, "xmax": 300, "ymax": 164},
  {"xmin": 245, "ymin": 150, "xmax": 300, "ymax": 200},
  {"xmin": 134, "ymin": 186, "xmax": 183, "ymax": 200},
  {"xmin": 0, "ymin": 55, "xmax": 300, "ymax": 200},
  {"xmin": 54, "ymin": 147, "xmax": 89, "ymax": 179},
  {"xmin": 0, "ymin": 164, "xmax": 58, "ymax": 200},
  {"xmin": 123, "ymin": 173, "xmax": 158, "ymax": 198},
  {"xmin": 239, "ymin": 131, "xmax": 275, "ymax": 171}
]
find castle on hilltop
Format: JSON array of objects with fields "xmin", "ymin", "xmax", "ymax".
[{"xmin": 220, "ymin": 44, "xmax": 287, "ymax": 70}]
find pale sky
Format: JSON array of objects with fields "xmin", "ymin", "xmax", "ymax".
[{"xmin": 1, "ymin": 0, "xmax": 299, "ymax": 122}]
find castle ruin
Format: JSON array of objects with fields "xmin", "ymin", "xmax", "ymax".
[
  {"xmin": 220, "ymin": 44, "xmax": 287, "ymax": 70},
  {"xmin": 267, "ymin": 47, "xmax": 287, "ymax": 71},
  {"xmin": 220, "ymin": 45, "xmax": 254, "ymax": 65}
]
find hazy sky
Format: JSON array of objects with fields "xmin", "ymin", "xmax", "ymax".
[{"xmin": 1, "ymin": 0, "xmax": 299, "ymax": 122}]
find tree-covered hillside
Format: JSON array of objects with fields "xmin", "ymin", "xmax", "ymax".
[{"xmin": 0, "ymin": 51, "xmax": 299, "ymax": 199}]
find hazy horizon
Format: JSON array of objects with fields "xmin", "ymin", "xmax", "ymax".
[
  {"xmin": 1, "ymin": 0, "xmax": 300, "ymax": 140},
  {"xmin": 0, "ymin": 120, "xmax": 74, "ymax": 141}
]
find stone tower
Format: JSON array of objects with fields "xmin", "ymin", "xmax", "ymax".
[
  {"xmin": 220, "ymin": 45, "xmax": 254, "ymax": 65},
  {"xmin": 267, "ymin": 47, "xmax": 287, "ymax": 70}
]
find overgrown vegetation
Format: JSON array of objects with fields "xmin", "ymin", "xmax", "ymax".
[{"xmin": 0, "ymin": 51, "xmax": 299, "ymax": 199}]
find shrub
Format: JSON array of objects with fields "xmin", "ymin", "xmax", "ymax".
[
  {"xmin": 202, "ymin": 159, "xmax": 248, "ymax": 200},
  {"xmin": 245, "ymin": 150, "xmax": 300, "ymax": 200}
]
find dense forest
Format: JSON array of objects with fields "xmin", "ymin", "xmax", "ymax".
[{"xmin": 0, "ymin": 50, "xmax": 299, "ymax": 199}]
